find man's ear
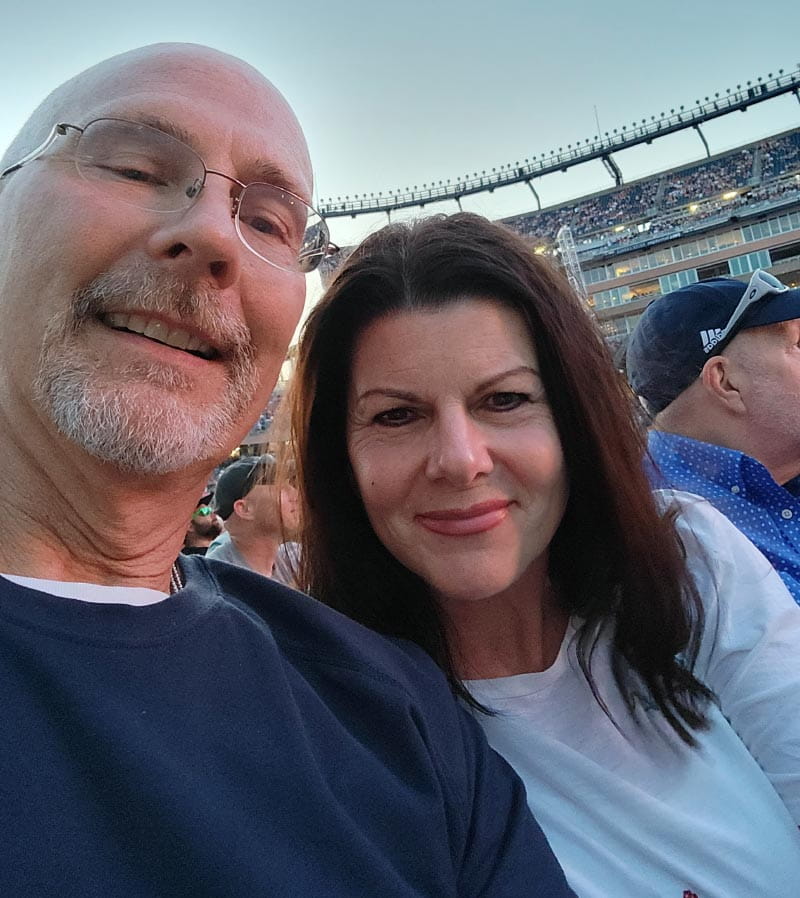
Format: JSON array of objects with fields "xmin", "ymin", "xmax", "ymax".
[
  {"xmin": 232, "ymin": 496, "xmax": 254, "ymax": 520},
  {"xmin": 700, "ymin": 355, "xmax": 747, "ymax": 412}
]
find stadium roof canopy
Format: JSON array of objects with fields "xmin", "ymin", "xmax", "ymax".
[{"xmin": 319, "ymin": 67, "xmax": 800, "ymax": 219}]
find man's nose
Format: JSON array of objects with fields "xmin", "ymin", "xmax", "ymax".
[{"xmin": 145, "ymin": 181, "xmax": 243, "ymax": 290}]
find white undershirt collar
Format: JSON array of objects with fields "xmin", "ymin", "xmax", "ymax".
[{"xmin": 0, "ymin": 573, "xmax": 170, "ymax": 606}]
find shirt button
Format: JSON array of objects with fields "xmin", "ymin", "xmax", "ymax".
[
  {"xmin": 782, "ymin": 509, "xmax": 793, "ymax": 520},
  {"xmin": 730, "ymin": 485, "xmax": 741, "ymax": 494}
]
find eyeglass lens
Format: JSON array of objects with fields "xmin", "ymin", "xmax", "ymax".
[{"xmin": 72, "ymin": 119, "xmax": 327, "ymax": 273}]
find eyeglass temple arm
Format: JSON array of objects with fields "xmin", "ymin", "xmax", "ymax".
[
  {"xmin": 0, "ymin": 123, "xmax": 74, "ymax": 179},
  {"xmin": 298, "ymin": 241, "xmax": 340, "ymax": 261}
]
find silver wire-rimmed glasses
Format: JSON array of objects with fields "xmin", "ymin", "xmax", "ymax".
[{"xmin": 0, "ymin": 117, "xmax": 334, "ymax": 274}]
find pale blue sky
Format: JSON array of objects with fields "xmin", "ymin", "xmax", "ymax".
[{"xmin": 1, "ymin": 0, "xmax": 799, "ymax": 246}]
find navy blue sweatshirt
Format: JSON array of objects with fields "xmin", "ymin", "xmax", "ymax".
[{"xmin": 0, "ymin": 556, "xmax": 574, "ymax": 897}]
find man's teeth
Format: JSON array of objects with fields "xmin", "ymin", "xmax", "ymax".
[{"xmin": 103, "ymin": 313, "xmax": 214, "ymax": 358}]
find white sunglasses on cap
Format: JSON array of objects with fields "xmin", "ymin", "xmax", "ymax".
[{"xmin": 703, "ymin": 269, "xmax": 789, "ymax": 355}]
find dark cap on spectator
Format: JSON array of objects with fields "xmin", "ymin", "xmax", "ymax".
[
  {"xmin": 213, "ymin": 454, "xmax": 277, "ymax": 520},
  {"xmin": 627, "ymin": 271, "xmax": 800, "ymax": 414}
]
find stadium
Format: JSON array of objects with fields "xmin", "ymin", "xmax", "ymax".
[{"xmin": 243, "ymin": 66, "xmax": 800, "ymax": 446}]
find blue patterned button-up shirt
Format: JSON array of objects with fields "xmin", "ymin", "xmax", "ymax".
[{"xmin": 647, "ymin": 430, "xmax": 800, "ymax": 605}]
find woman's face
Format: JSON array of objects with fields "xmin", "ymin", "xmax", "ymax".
[{"xmin": 346, "ymin": 298, "xmax": 569, "ymax": 606}]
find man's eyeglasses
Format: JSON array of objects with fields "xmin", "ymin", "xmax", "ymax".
[
  {"xmin": 192, "ymin": 505, "xmax": 214, "ymax": 518},
  {"xmin": 0, "ymin": 118, "xmax": 335, "ymax": 274},
  {"xmin": 707, "ymin": 268, "xmax": 789, "ymax": 353}
]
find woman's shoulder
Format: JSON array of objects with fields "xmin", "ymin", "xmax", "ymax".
[
  {"xmin": 652, "ymin": 488, "xmax": 773, "ymax": 575},
  {"xmin": 652, "ymin": 488, "xmax": 794, "ymax": 628}
]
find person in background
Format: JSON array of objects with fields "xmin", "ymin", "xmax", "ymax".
[
  {"xmin": 0, "ymin": 49, "xmax": 571, "ymax": 896},
  {"xmin": 290, "ymin": 213, "xmax": 800, "ymax": 898},
  {"xmin": 181, "ymin": 494, "xmax": 224, "ymax": 555},
  {"xmin": 207, "ymin": 454, "xmax": 296, "ymax": 577},
  {"xmin": 626, "ymin": 272, "xmax": 800, "ymax": 604}
]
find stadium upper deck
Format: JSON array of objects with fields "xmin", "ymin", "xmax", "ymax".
[
  {"xmin": 501, "ymin": 131, "xmax": 799, "ymax": 247},
  {"xmin": 556, "ymin": 129, "xmax": 800, "ymax": 348},
  {"xmin": 318, "ymin": 126, "xmax": 800, "ymax": 360}
]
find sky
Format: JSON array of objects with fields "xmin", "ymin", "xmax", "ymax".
[{"xmin": 1, "ymin": 0, "xmax": 799, "ymax": 253}]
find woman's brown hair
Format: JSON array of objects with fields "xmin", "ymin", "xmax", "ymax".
[{"xmin": 290, "ymin": 213, "xmax": 712, "ymax": 744}]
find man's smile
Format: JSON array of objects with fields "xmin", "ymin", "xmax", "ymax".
[{"xmin": 100, "ymin": 311, "xmax": 217, "ymax": 359}]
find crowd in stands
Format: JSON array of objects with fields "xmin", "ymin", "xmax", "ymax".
[
  {"xmin": 748, "ymin": 174, "xmax": 800, "ymax": 203},
  {"xmin": 575, "ymin": 180, "xmax": 661, "ymax": 232},
  {"xmin": 761, "ymin": 132, "xmax": 800, "ymax": 181},
  {"xmin": 506, "ymin": 205, "xmax": 573, "ymax": 241},
  {"xmin": 504, "ymin": 133, "xmax": 798, "ymax": 246},
  {"xmin": 249, "ymin": 389, "xmax": 285, "ymax": 435},
  {"xmin": 661, "ymin": 149, "xmax": 753, "ymax": 208}
]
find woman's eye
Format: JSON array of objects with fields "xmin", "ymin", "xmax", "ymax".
[
  {"xmin": 373, "ymin": 407, "xmax": 418, "ymax": 427},
  {"xmin": 486, "ymin": 392, "xmax": 529, "ymax": 411}
]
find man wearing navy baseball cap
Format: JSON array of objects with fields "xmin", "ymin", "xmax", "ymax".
[{"xmin": 627, "ymin": 269, "xmax": 800, "ymax": 603}]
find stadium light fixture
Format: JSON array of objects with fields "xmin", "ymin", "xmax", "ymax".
[{"xmin": 722, "ymin": 190, "xmax": 739, "ymax": 200}]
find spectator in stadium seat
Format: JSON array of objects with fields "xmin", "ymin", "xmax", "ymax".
[
  {"xmin": 0, "ymin": 46, "xmax": 572, "ymax": 896},
  {"xmin": 627, "ymin": 272, "xmax": 800, "ymax": 604},
  {"xmin": 207, "ymin": 453, "xmax": 298, "ymax": 579},
  {"xmin": 289, "ymin": 213, "xmax": 800, "ymax": 898},
  {"xmin": 181, "ymin": 494, "xmax": 224, "ymax": 555}
]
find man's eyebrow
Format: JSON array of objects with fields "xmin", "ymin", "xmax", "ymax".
[
  {"xmin": 250, "ymin": 159, "xmax": 307, "ymax": 199},
  {"xmin": 126, "ymin": 115, "xmax": 309, "ymax": 200},
  {"xmin": 133, "ymin": 115, "xmax": 195, "ymax": 147}
]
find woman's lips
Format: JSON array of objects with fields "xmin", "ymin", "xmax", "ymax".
[{"xmin": 416, "ymin": 500, "xmax": 510, "ymax": 536}]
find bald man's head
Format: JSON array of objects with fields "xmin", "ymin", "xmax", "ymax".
[
  {"xmin": 0, "ymin": 43, "xmax": 315, "ymax": 476},
  {"xmin": 1, "ymin": 43, "xmax": 312, "ymax": 191}
]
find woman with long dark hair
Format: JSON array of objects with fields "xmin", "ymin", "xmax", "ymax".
[{"xmin": 290, "ymin": 213, "xmax": 800, "ymax": 896}]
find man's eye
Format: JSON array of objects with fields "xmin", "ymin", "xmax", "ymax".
[
  {"xmin": 94, "ymin": 163, "xmax": 168, "ymax": 187},
  {"xmin": 240, "ymin": 205, "xmax": 298, "ymax": 246},
  {"xmin": 246, "ymin": 214, "xmax": 286, "ymax": 238},
  {"xmin": 373, "ymin": 407, "xmax": 417, "ymax": 427},
  {"xmin": 486, "ymin": 392, "xmax": 529, "ymax": 411}
]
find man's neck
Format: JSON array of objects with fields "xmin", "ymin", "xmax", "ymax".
[
  {"xmin": 0, "ymin": 418, "xmax": 211, "ymax": 592},
  {"xmin": 226, "ymin": 527, "xmax": 281, "ymax": 578}
]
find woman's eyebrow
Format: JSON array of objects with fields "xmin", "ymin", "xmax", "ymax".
[
  {"xmin": 473, "ymin": 365, "xmax": 540, "ymax": 392},
  {"xmin": 354, "ymin": 367, "xmax": 539, "ymax": 405},
  {"xmin": 354, "ymin": 388, "xmax": 419, "ymax": 404}
]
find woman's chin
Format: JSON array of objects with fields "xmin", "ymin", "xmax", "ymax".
[{"xmin": 432, "ymin": 573, "xmax": 519, "ymax": 607}]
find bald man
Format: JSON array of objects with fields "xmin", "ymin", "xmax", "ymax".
[{"xmin": 0, "ymin": 46, "xmax": 573, "ymax": 896}]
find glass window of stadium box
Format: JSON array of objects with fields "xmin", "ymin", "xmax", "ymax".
[
  {"xmin": 599, "ymin": 313, "xmax": 642, "ymax": 338},
  {"xmin": 697, "ymin": 260, "xmax": 731, "ymax": 280},
  {"xmin": 728, "ymin": 250, "xmax": 771, "ymax": 276},
  {"xmin": 659, "ymin": 269, "xmax": 699, "ymax": 294},
  {"xmin": 742, "ymin": 212, "xmax": 800, "ymax": 242},
  {"xmin": 584, "ymin": 265, "xmax": 613, "ymax": 285},
  {"xmin": 771, "ymin": 240, "xmax": 800, "ymax": 266},
  {"xmin": 592, "ymin": 280, "xmax": 660, "ymax": 310},
  {"xmin": 593, "ymin": 286, "xmax": 634, "ymax": 309},
  {"xmin": 579, "ymin": 208, "xmax": 800, "ymax": 292}
]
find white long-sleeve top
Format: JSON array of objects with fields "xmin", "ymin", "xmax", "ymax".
[{"xmin": 466, "ymin": 491, "xmax": 800, "ymax": 898}]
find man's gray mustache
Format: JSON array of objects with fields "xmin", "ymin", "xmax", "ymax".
[{"xmin": 70, "ymin": 268, "xmax": 254, "ymax": 362}]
